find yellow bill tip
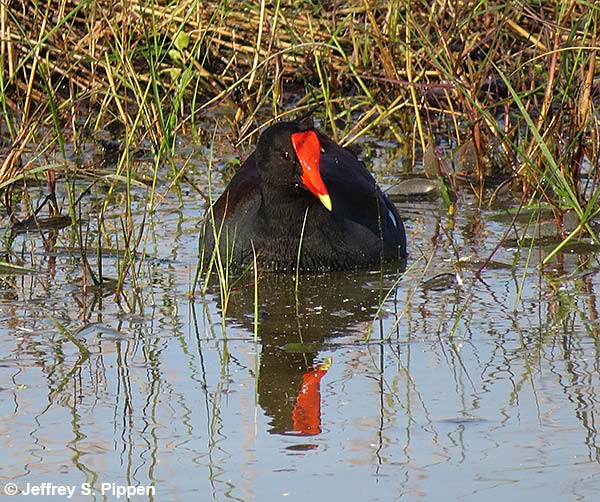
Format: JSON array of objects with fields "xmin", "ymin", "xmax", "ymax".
[{"xmin": 319, "ymin": 193, "xmax": 333, "ymax": 212}]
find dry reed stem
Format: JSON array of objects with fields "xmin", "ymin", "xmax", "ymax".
[
  {"xmin": 506, "ymin": 19, "xmax": 549, "ymax": 53},
  {"xmin": 0, "ymin": 121, "xmax": 35, "ymax": 190}
]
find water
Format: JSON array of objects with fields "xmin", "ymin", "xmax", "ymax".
[{"xmin": 1, "ymin": 134, "xmax": 600, "ymax": 501}]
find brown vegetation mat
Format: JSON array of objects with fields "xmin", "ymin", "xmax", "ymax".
[{"xmin": 3, "ymin": 1, "xmax": 597, "ymax": 121}]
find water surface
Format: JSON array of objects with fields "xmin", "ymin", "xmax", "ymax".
[{"xmin": 1, "ymin": 133, "xmax": 599, "ymax": 501}]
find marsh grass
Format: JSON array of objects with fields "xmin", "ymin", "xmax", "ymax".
[{"xmin": 1, "ymin": 0, "xmax": 599, "ymax": 316}]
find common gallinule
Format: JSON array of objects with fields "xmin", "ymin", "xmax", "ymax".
[{"xmin": 202, "ymin": 121, "xmax": 407, "ymax": 271}]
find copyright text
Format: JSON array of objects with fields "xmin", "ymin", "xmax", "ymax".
[{"xmin": 3, "ymin": 482, "xmax": 155, "ymax": 499}]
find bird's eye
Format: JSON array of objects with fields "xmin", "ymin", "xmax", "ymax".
[{"xmin": 280, "ymin": 150, "xmax": 291, "ymax": 161}]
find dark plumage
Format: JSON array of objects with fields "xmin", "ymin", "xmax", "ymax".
[{"xmin": 201, "ymin": 121, "xmax": 407, "ymax": 272}]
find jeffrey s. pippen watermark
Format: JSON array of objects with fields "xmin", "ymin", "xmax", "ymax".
[{"xmin": 3, "ymin": 482, "xmax": 155, "ymax": 499}]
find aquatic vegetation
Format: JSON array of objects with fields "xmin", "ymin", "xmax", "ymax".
[{"xmin": 0, "ymin": 0, "xmax": 598, "ymax": 309}]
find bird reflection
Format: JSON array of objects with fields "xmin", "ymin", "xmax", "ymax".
[
  {"xmin": 213, "ymin": 267, "xmax": 404, "ymax": 436},
  {"xmin": 291, "ymin": 360, "xmax": 331, "ymax": 435}
]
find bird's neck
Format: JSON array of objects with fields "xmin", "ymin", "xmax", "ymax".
[{"xmin": 260, "ymin": 185, "xmax": 314, "ymax": 222}]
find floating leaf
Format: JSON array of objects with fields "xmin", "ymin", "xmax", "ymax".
[
  {"xmin": 388, "ymin": 177, "xmax": 441, "ymax": 198},
  {"xmin": 12, "ymin": 214, "xmax": 71, "ymax": 233},
  {"xmin": 165, "ymin": 67, "xmax": 182, "ymax": 81},
  {"xmin": 422, "ymin": 142, "xmax": 441, "ymax": 177},
  {"xmin": 174, "ymin": 31, "xmax": 190, "ymax": 51},
  {"xmin": 282, "ymin": 342, "xmax": 322, "ymax": 353},
  {"xmin": 168, "ymin": 48, "xmax": 183, "ymax": 64},
  {"xmin": 453, "ymin": 139, "xmax": 478, "ymax": 175},
  {"xmin": 422, "ymin": 273, "xmax": 459, "ymax": 291}
]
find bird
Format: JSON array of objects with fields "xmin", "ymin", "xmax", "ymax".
[{"xmin": 201, "ymin": 120, "xmax": 407, "ymax": 272}]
